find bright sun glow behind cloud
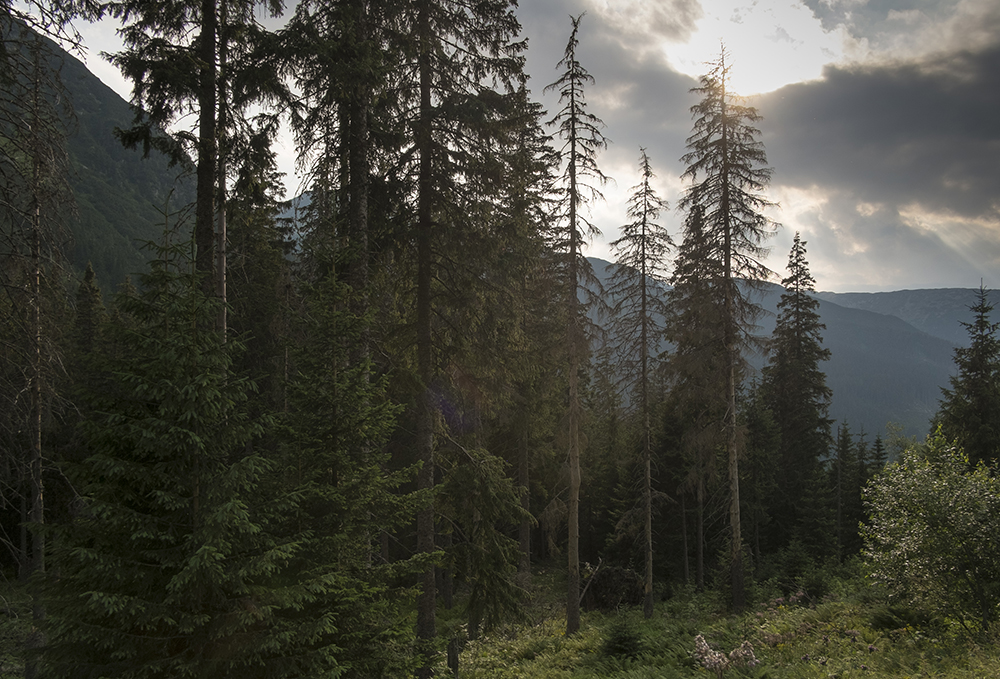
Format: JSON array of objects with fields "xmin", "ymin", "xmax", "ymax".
[{"xmin": 664, "ymin": 0, "xmax": 849, "ymax": 95}]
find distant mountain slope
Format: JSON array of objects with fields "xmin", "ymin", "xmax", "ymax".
[
  {"xmin": 814, "ymin": 288, "xmax": 992, "ymax": 346},
  {"xmin": 590, "ymin": 258, "xmax": 955, "ymax": 438},
  {"xmin": 41, "ymin": 31, "xmax": 195, "ymax": 288},
  {"xmin": 763, "ymin": 289, "xmax": 954, "ymax": 437}
]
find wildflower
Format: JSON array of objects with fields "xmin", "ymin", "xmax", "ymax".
[
  {"xmin": 868, "ymin": 644, "xmax": 878, "ymax": 653},
  {"xmin": 694, "ymin": 635, "xmax": 759, "ymax": 676},
  {"xmin": 729, "ymin": 640, "xmax": 759, "ymax": 667},
  {"xmin": 693, "ymin": 635, "xmax": 729, "ymax": 678}
]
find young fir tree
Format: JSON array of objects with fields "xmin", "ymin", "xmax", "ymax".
[
  {"xmin": 605, "ymin": 148, "xmax": 672, "ymax": 618},
  {"xmin": 678, "ymin": 47, "xmax": 778, "ymax": 611},
  {"xmin": 545, "ymin": 13, "xmax": 610, "ymax": 634},
  {"xmin": 831, "ymin": 421, "xmax": 860, "ymax": 561},
  {"xmin": 41, "ymin": 244, "xmax": 285, "ymax": 678},
  {"xmin": 933, "ymin": 284, "xmax": 1000, "ymax": 467},
  {"xmin": 272, "ymin": 265, "xmax": 422, "ymax": 677},
  {"xmin": 761, "ymin": 233, "xmax": 832, "ymax": 550}
]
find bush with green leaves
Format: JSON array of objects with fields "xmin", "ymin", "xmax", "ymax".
[{"xmin": 862, "ymin": 433, "xmax": 1000, "ymax": 633}]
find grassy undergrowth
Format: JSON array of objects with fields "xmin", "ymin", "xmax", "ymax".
[
  {"xmin": 3, "ymin": 565, "xmax": 999, "ymax": 677},
  {"xmin": 457, "ymin": 565, "xmax": 1000, "ymax": 678},
  {"xmin": 0, "ymin": 579, "xmax": 29, "ymax": 678}
]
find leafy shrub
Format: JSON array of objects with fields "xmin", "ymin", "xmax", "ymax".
[{"xmin": 863, "ymin": 433, "xmax": 1000, "ymax": 633}]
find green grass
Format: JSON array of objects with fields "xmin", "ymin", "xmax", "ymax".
[{"xmin": 456, "ymin": 566, "xmax": 1000, "ymax": 678}]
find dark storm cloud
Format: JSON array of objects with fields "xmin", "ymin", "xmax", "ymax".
[
  {"xmin": 802, "ymin": 0, "xmax": 955, "ymax": 38},
  {"xmin": 759, "ymin": 45, "xmax": 1000, "ymax": 220}
]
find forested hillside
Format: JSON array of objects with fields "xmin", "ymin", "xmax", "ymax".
[
  {"xmin": 3, "ymin": 4, "xmax": 1000, "ymax": 678},
  {"xmin": 11, "ymin": 27, "xmax": 196, "ymax": 288}
]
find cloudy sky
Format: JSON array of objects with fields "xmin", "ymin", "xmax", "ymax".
[
  {"xmin": 77, "ymin": 0, "xmax": 999, "ymax": 292},
  {"xmin": 517, "ymin": 0, "xmax": 1000, "ymax": 292}
]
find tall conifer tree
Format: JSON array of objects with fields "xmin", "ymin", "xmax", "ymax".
[
  {"xmin": 761, "ymin": 233, "xmax": 832, "ymax": 549},
  {"xmin": 392, "ymin": 0, "xmax": 526, "ymax": 669},
  {"xmin": 678, "ymin": 47, "xmax": 777, "ymax": 611},
  {"xmin": 544, "ymin": 12, "xmax": 610, "ymax": 635},
  {"xmin": 606, "ymin": 148, "xmax": 671, "ymax": 618}
]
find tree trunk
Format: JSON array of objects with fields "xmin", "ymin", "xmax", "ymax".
[
  {"xmin": 696, "ymin": 475, "xmax": 705, "ymax": 590},
  {"xmin": 720, "ymin": 72, "xmax": 744, "ymax": 612},
  {"xmin": 215, "ymin": 0, "xmax": 228, "ymax": 336},
  {"xmin": 641, "ymin": 231, "xmax": 653, "ymax": 619},
  {"xmin": 196, "ymin": 0, "xmax": 218, "ymax": 297},
  {"xmin": 26, "ymin": 40, "xmax": 46, "ymax": 679},
  {"xmin": 681, "ymin": 491, "xmax": 690, "ymax": 585},
  {"xmin": 415, "ymin": 4, "xmax": 437, "ymax": 673},
  {"xmin": 517, "ymin": 420, "xmax": 531, "ymax": 588},
  {"xmin": 565, "ymin": 64, "xmax": 582, "ymax": 636}
]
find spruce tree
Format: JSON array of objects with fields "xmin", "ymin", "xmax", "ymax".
[
  {"xmin": 273, "ymin": 268, "xmax": 421, "ymax": 677},
  {"xmin": 933, "ymin": 284, "xmax": 1000, "ymax": 467},
  {"xmin": 761, "ymin": 233, "xmax": 832, "ymax": 550},
  {"xmin": 545, "ymin": 13, "xmax": 610, "ymax": 634},
  {"xmin": 665, "ymin": 204, "xmax": 727, "ymax": 591},
  {"xmin": 831, "ymin": 421, "xmax": 859, "ymax": 560},
  {"xmin": 678, "ymin": 47, "xmax": 778, "ymax": 610},
  {"xmin": 42, "ymin": 246, "xmax": 281, "ymax": 678},
  {"xmin": 605, "ymin": 148, "xmax": 671, "ymax": 618}
]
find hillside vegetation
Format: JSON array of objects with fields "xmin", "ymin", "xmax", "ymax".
[{"xmin": 453, "ymin": 564, "xmax": 1000, "ymax": 678}]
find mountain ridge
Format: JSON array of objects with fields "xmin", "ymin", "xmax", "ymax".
[{"xmin": 589, "ymin": 257, "xmax": 957, "ymax": 438}]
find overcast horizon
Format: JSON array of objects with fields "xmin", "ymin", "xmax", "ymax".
[{"xmin": 75, "ymin": 0, "xmax": 1000, "ymax": 294}]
